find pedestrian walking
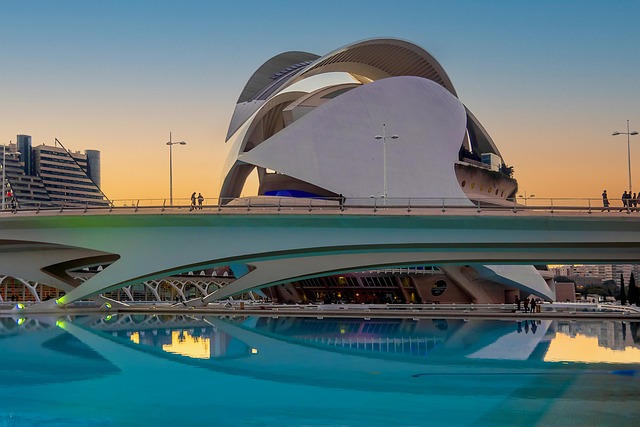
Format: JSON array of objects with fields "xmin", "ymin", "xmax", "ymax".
[
  {"xmin": 602, "ymin": 190, "xmax": 610, "ymax": 212},
  {"xmin": 190, "ymin": 192, "xmax": 196, "ymax": 211}
]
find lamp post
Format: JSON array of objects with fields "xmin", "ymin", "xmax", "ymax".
[
  {"xmin": 166, "ymin": 132, "xmax": 186, "ymax": 206},
  {"xmin": 518, "ymin": 191, "xmax": 535, "ymax": 206},
  {"xmin": 612, "ymin": 120, "xmax": 639, "ymax": 194},
  {"xmin": 374, "ymin": 123, "xmax": 399, "ymax": 203}
]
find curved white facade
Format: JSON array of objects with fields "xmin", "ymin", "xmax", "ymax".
[
  {"xmin": 220, "ymin": 38, "xmax": 506, "ymax": 206},
  {"xmin": 219, "ymin": 38, "xmax": 554, "ymax": 302}
]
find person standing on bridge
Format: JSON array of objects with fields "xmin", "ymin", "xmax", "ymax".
[
  {"xmin": 621, "ymin": 191, "xmax": 629, "ymax": 211},
  {"xmin": 190, "ymin": 192, "xmax": 196, "ymax": 211},
  {"xmin": 197, "ymin": 192, "xmax": 204, "ymax": 209},
  {"xmin": 602, "ymin": 190, "xmax": 610, "ymax": 212}
]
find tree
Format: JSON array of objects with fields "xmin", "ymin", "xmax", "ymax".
[
  {"xmin": 629, "ymin": 273, "xmax": 640, "ymax": 305},
  {"xmin": 620, "ymin": 274, "xmax": 627, "ymax": 305},
  {"xmin": 500, "ymin": 163, "xmax": 514, "ymax": 178}
]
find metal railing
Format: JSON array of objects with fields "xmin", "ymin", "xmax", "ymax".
[{"xmin": 2, "ymin": 196, "xmax": 639, "ymax": 216}]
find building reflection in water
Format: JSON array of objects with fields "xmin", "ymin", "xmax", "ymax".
[
  {"xmin": 1, "ymin": 314, "xmax": 640, "ymax": 427},
  {"xmin": 67, "ymin": 315, "xmax": 640, "ymax": 364}
]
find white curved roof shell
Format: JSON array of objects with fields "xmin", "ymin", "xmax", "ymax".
[{"xmin": 238, "ymin": 76, "xmax": 471, "ymax": 205}]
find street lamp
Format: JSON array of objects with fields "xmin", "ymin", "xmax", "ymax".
[
  {"xmin": 166, "ymin": 132, "xmax": 186, "ymax": 206},
  {"xmin": 612, "ymin": 120, "xmax": 639, "ymax": 194},
  {"xmin": 374, "ymin": 123, "xmax": 399, "ymax": 203},
  {"xmin": 518, "ymin": 191, "xmax": 535, "ymax": 206}
]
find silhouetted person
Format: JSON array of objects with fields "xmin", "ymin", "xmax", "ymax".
[
  {"xmin": 523, "ymin": 298, "xmax": 530, "ymax": 313},
  {"xmin": 190, "ymin": 192, "xmax": 196, "ymax": 211},
  {"xmin": 602, "ymin": 190, "xmax": 610, "ymax": 212},
  {"xmin": 621, "ymin": 191, "xmax": 630, "ymax": 211},
  {"xmin": 197, "ymin": 193, "xmax": 204, "ymax": 209}
]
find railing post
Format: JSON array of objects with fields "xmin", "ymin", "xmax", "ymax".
[
  {"xmin": 373, "ymin": 197, "xmax": 377, "ymax": 213},
  {"xmin": 588, "ymin": 199, "xmax": 591, "ymax": 214},
  {"xmin": 550, "ymin": 199, "xmax": 554, "ymax": 214},
  {"xmin": 441, "ymin": 198, "xmax": 446, "ymax": 213},
  {"xmin": 407, "ymin": 198, "xmax": 411, "ymax": 213},
  {"xmin": 512, "ymin": 197, "xmax": 517, "ymax": 213}
]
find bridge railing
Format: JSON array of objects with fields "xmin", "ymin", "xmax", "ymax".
[{"xmin": 1, "ymin": 196, "xmax": 637, "ymax": 215}]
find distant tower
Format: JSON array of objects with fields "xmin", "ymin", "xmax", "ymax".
[
  {"xmin": 16, "ymin": 134, "xmax": 32, "ymax": 175},
  {"xmin": 85, "ymin": 149, "xmax": 101, "ymax": 189}
]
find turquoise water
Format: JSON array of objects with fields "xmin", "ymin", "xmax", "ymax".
[{"xmin": 0, "ymin": 315, "xmax": 639, "ymax": 426}]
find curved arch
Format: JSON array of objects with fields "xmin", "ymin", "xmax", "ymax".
[
  {"xmin": 236, "ymin": 51, "xmax": 320, "ymax": 104},
  {"xmin": 289, "ymin": 38, "xmax": 457, "ymax": 97},
  {"xmin": 466, "ymin": 107, "xmax": 502, "ymax": 158},
  {"xmin": 226, "ymin": 51, "xmax": 320, "ymax": 140}
]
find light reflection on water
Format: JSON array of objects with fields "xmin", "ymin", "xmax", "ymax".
[{"xmin": 0, "ymin": 315, "xmax": 639, "ymax": 426}]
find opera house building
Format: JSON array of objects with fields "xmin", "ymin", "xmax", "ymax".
[
  {"xmin": 0, "ymin": 38, "xmax": 559, "ymax": 306},
  {"xmin": 218, "ymin": 38, "xmax": 555, "ymax": 305}
]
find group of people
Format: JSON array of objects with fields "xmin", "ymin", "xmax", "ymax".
[
  {"xmin": 515, "ymin": 295, "xmax": 540, "ymax": 313},
  {"xmin": 190, "ymin": 192, "xmax": 204, "ymax": 211},
  {"xmin": 602, "ymin": 189, "xmax": 640, "ymax": 212}
]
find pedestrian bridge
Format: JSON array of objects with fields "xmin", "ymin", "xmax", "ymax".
[{"xmin": 1, "ymin": 196, "xmax": 639, "ymax": 310}]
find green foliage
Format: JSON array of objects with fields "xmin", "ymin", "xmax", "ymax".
[{"xmin": 500, "ymin": 163, "xmax": 514, "ymax": 178}]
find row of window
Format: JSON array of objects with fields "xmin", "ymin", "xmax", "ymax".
[
  {"xmin": 460, "ymin": 180, "xmax": 507, "ymax": 198},
  {"xmin": 42, "ymin": 176, "xmax": 95, "ymax": 191},
  {"xmin": 39, "ymin": 167, "xmax": 88, "ymax": 179}
]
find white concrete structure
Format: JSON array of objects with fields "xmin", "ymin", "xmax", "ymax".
[
  {"xmin": 4, "ymin": 39, "xmax": 640, "ymax": 309},
  {"xmin": 2, "ymin": 208, "xmax": 640, "ymax": 310},
  {"xmin": 215, "ymin": 38, "xmax": 546, "ymax": 304},
  {"xmin": 220, "ymin": 38, "xmax": 508, "ymax": 206}
]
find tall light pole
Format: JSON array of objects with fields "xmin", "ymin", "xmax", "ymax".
[
  {"xmin": 166, "ymin": 132, "xmax": 186, "ymax": 206},
  {"xmin": 374, "ymin": 123, "xmax": 399, "ymax": 202},
  {"xmin": 612, "ymin": 120, "xmax": 638, "ymax": 193},
  {"xmin": 518, "ymin": 191, "xmax": 535, "ymax": 206}
]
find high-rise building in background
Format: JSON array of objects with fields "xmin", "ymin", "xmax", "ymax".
[
  {"xmin": 551, "ymin": 263, "xmax": 639, "ymax": 283},
  {"xmin": 1, "ymin": 143, "xmax": 51, "ymax": 209},
  {"xmin": 16, "ymin": 134, "xmax": 33, "ymax": 175},
  {"xmin": 1, "ymin": 135, "xmax": 109, "ymax": 208}
]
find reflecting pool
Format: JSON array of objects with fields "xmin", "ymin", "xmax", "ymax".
[{"xmin": 1, "ymin": 315, "xmax": 639, "ymax": 426}]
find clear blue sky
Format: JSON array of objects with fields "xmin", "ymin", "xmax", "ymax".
[{"xmin": 1, "ymin": 0, "xmax": 639, "ymax": 200}]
